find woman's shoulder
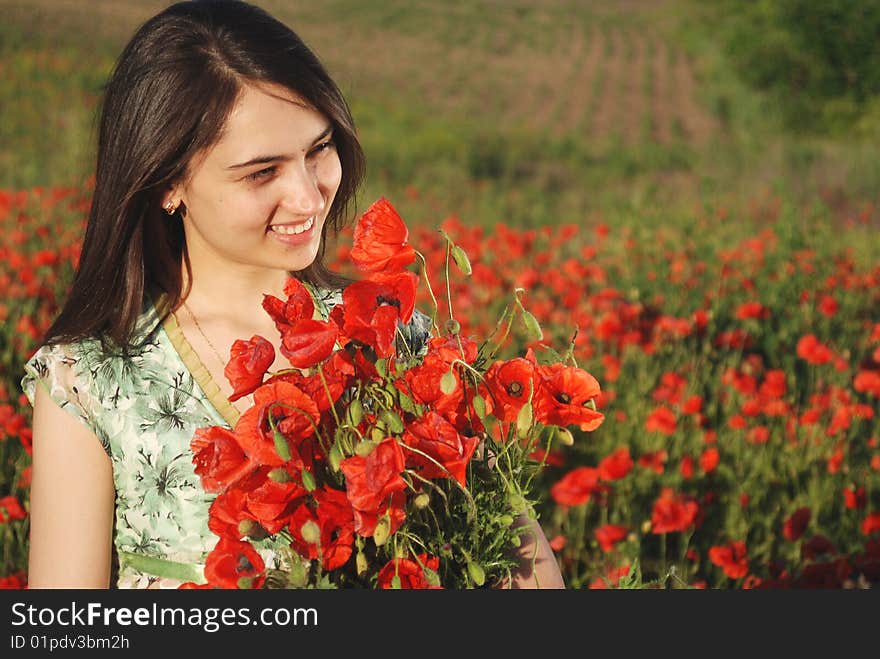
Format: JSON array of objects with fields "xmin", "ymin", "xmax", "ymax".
[{"xmin": 20, "ymin": 293, "xmax": 164, "ymax": 425}]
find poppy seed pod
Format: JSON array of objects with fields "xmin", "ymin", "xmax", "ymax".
[
  {"xmin": 373, "ymin": 515, "xmax": 392, "ymax": 547},
  {"xmin": 300, "ymin": 520, "xmax": 320, "ymax": 544},
  {"xmin": 467, "ymin": 561, "xmax": 486, "ymax": 586},
  {"xmin": 268, "ymin": 468, "xmax": 290, "ymax": 483}
]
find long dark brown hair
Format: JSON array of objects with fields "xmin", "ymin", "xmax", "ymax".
[{"xmin": 42, "ymin": 0, "xmax": 365, "ymax": 356}]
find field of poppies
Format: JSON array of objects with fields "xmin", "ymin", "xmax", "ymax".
[{"xmin": 1, "ymin": 1, "xmax": 879, "ymax": 589}]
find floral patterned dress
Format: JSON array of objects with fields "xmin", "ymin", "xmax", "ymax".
[{"xmin": 20, "ymin": 284, "xmax": 433, "ymax": 589}]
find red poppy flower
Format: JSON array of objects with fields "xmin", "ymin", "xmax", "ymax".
[
  {"xmin": 645, "ymin": 405, "xmax": 677, "ymax": 435},
  {"xmin": 224, "ymin": 335, "xmax": 275, "ymax": 402},
  {"xmin": 314, "ymin": 487, "xmax": 356, "ymax": 570},
  {"xmin": 796, "ymin": 334, "xmax": 832, "ymax": 365},
  {"xmin": 638, "ymin": 449, "xmax": 667, "ymax": 474},
  {"xmin": 191, "ymin": 426, "xmax": 255, "ymax": 493},
  {"xmin": 595, "ymin": 524, "xmax": 629, "ymax": 552},
  {"xmin": 288, "ymin": 488, "xmax": 355, "ymax": 572},
  {"xmin": 349, "ymin": 196, "xmax": 416, "ymax": 274},
  {"xmin": 245, "ymin": 477, "xmax": 308, "ymax": 534},
  {"xmin": 700, "ymin": 447, "xmax": 720, "ymax": 474},
  {"xmin": 679, "ymin": 455, "xmax": 694, "ymax": 479},
  {"xmin": 0, "ymin": 496, "xmax": 26, "ymax": 523},
  {"xmin": 783, "ymin": 507, "xmax": 811, "ymax": 542},
  {"xmin": 598, "ymin": 447, "xmax": 633, "ymax": 481},
  {"xmin": 403, "ymin": 354, "xmax": 464, "ymax": 414},
  {"xmin": 854, "ymin": 370, "xmax": 880, "ymax": 397},
  {"xmin": 485, "ymin": 357, "xmax": 539, "ymax": 423},
  {"xmin": 863, "ymin": 513, "xmax": 880, "ymax": 536},
  {"xmin": 340, "ymin": 438, "xmax": 408, "ymax": 536},
  {"xmin": 534, "ymin": 364, "xmax": 604, "ymax": 430},
  {"xmin": 650, "ymin": 488, "xmax": 699, "ymax": 534},
  {"xmin": 203, "ymin": 538, "xmax": 266, "ymax": 589},
  {"xmin": 208, "ymin": 484, "xmax": 258, "ymax": 541},
  {"xmin": 589, "ymin": 564, "xmax": 631, "ymax": 589},
  {"xmin": 377, "ymin": 553, "xmax": 442, "ymax": 589},
  {"xmin": 351, "ymin": 491, "xmax": 407, "ymax": 539},
  {"xmin": 234, "ymin": 381, "xmax": 320, "ymax": 469},
  {"xmin": 279, "ymin": 318, "xmax": 339, "ymax": 370},
  {"xmin": 550, "ymin": 467, "xmax": 602, "ymax": 508},
  {"xmin": 843, "ymin": 486, "xmax": 866, "ymax": 510},
  {"xmin": 342, "ymin": 271, "xmax": 418, "ymax": 358},
  {"xmin": 401, "ymin": 411, "xmax": 479, "ymax": 487},
  {"xmin": 262, "ymin": 277, "xmax": 315, "ymax": 332},
  {"xmin": 708, "ymin": 540, "xmax": 749, "ymax": 579}
]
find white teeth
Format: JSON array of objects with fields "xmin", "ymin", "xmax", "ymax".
[{"xmin": 270, "ymin": 217, "xmax": 314, "ymax": 235}]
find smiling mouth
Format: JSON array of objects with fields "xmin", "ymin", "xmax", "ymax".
[{"xmin": 269, "ymin": 217, "xmax": 314, "ymax": 235}]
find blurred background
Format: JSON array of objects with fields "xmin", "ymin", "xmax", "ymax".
[
  {"xmin": 3, "ymin": 0, "xmax": 879, "ymax": 224},
  {"xmin": 1, "ymin": 0, "xmax": 879, "ymax": 589}
]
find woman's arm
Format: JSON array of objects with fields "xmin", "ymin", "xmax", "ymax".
[
  {"xmin": 27, "ymin": 385, "xmax": 115, "ymax": 588},
  {"xmin": 503, "ymin": 511, "xmax": 566, "ymax": 589}
]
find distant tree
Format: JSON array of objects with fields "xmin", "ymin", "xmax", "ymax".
[{"xmin": 717, "ymin": 0, "xmax": 880, "ymax": 132}]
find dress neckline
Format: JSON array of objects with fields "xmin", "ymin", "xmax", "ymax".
[
  {"xmin": 147, "ymin": 291, "xmax": 242, "ymax": 429},
  {"xmin": 146, "ymin": 283, "xmax": 335, "ymax": 431}
]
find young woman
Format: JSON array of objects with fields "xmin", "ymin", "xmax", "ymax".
[{"xmin": 21, "ymin": 0, "xmax": 563, "ymax": 589}]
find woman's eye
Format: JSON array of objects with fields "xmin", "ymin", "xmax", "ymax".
[
  {"xmin": 312, "ymin": 140, "xmax": 336, "ymax": 155},
  {"xmin": 246, "ymin": 166, "xmax": 276, "ymax": 182}
]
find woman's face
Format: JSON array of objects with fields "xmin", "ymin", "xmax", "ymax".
[{"xmin": 168, "ymin": 82, "xmax": 342, "ymax": 276}]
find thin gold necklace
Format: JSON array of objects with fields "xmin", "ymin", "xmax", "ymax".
[{"xmin": 180, "ymin": 301, "xmax": 227, "ymax": 367}]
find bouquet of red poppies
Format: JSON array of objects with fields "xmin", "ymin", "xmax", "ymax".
[{"xmin": 187, "ymin": 197, "xmax": 605, "ymax": 589}]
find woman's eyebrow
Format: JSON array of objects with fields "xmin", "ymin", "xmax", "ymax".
[{"xmin": 226, "ymin": 125, "xmax": 334, "ymax": 170}]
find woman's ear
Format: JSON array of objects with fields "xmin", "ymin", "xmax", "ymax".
[{"xmin": 162, "ymin": 184, "xmax": 185, "ymax": 216}]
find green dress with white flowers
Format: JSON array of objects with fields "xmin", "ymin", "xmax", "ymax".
[{"xmin": 20, "ymin": 284, "xmax": 350, "ymax": 588}]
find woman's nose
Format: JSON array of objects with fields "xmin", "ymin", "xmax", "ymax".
[{"xmin": 280, "ymin": 163, "xmax": 325, "ymax": 216}]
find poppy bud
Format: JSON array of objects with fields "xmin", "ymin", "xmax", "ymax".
[
  {"xmin": 268, "ymin": 468, "xmax": 290, "ymax": 483},
  {"xmin": 499, "ymin": 514, "xmax": 515, "ymax": 527},
  {"xmin": 328, "ymin": 443, "xmax": 344, "ymax": 471},
  {"xmin": 301, "ymin": 469, "xmax": 316, "ymax": 492},
  {"xmin": 347, "ymin": 399, "xmax": 364, "ymax": 426},
  {"xmin": 272, "ymin": 427, "xmax": 291, "ymax": 462},
  {"xmin": 467, "ymin": 561, "xmax": 486, "ymax": 586},
  {"xmin": 373, "ymin": 514, "xmax": 392, "ymax": 547},
  {"xmin": 238, "ymin": 519, "xmax": 268, "ymax": 540},
  {"xmin": 509, "ymin": 493, "xmax": 528, "ymax": 512},
  {"xmin": 440, "ymin": 370, "xmax": 457, "ymax": 394},
  {"xmin": 510, "ymin": 535, "xmax": 521, "ymax": 547},
  {"xmin": 472, "ymin": 395, "xmax": 487, "ymax": 420},
  {"xmin": 521, "ymin": 310, "xmax": 543, "ymax": 341},
  {"xmin": 413, "ymin": 492, "xmax": 431, "ymax": 509},
  {"xmin": 356, "ymin": 551, "xmax": 368, "ymax": 576},
  {"xmin": 380, "ymin": 409, "xmax": 404, "ymax": 434},
  {"xmin": 356, "ymin": 439, "xmax": 378, "ymax": 456},
  {"xmin": 641, "ymin": 520, "xmax": 652, "ymax": 534},
  {"xmin": 554, "ymin": 427, "xmax": 575, "ymax": 446},
  {"xmin": 516, "ymin": 402, "xmax": 533, "ymax": 437},
  {"xmin": 300, "ymin": 520, "xmax": 320, "ymax": 544},
  {"xmin": 451, "ymin": 244, "xmax": 472, "ymax": 275},
  {"xmin": 445, "ymin": 318, "xmax": 461, "ymax": 335}
]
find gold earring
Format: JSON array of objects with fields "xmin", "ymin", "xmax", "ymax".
[{"xmin": 163, "ymin": 200, "xmax": 177, "ymax": 215}]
